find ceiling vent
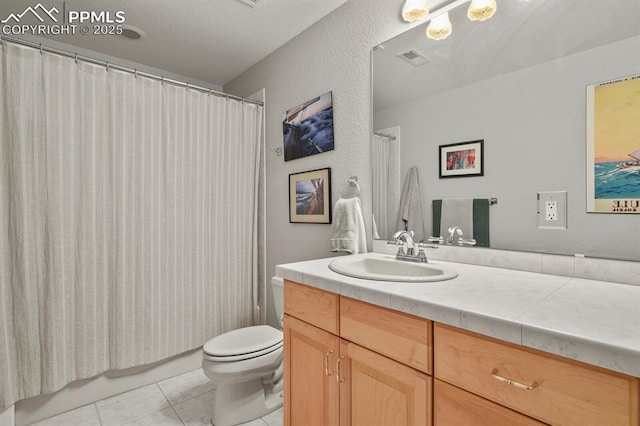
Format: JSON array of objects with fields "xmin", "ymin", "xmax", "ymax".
[
  {"xmin": 397, "ymin": 49, "xmax": 431, "ymax": 66},
  {"xmin": 119, "ymin": 25, "xmax": 146, "ymax": 40}
]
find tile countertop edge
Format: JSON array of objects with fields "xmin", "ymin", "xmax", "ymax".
[
  {"xmin": 521, "ymin": 324, "xmax": 640, "ymax": 378},
  {"xmin": 276, "ymin": 256, "xmax": 640, "ymax": 379}
]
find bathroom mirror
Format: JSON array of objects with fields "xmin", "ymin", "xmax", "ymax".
[{"xmin": 372, "ymin": 0, "xmax": 640, "ymax": 261}]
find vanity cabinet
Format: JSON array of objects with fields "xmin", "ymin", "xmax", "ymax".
[
  {"xmin": 283, "ymin": 279, "xmax": 639, "ymax": 426},
  {"xmin": 283, "ymin": 280, "xmax": 433, "ymax": 426}
]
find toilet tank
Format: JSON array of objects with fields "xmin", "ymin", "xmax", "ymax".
[{"xmin": 271, "ymin": 276, "xmax": 284, "ymax": 328}]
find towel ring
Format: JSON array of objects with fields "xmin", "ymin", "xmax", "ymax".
[{"xmin": 341, "ymin": 177, "xmax": 360, "ymax": 199}]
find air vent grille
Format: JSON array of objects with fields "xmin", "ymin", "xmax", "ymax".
[{"xmin": 397, "ymin": 49, "xmax": 431, "ymax": 67}]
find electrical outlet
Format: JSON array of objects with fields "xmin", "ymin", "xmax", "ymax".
[
  {"xmin": 545, "ymin": 200, "xmax": 558, "ymax": 221},
  {"xmin": 537, "ymin": 191, "xmax": 567, "ymax": 229}
]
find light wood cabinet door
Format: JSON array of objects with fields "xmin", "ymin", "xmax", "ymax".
[
  {"xmin": 434, "ymin": 379, "xmax": 545, "ymax": 426},
  {"xmin": 339, "ymin": 340, "xmax": 432, "ymax": 426},
  {"xmin": 284, "ymin": 315, "xmax": 339, "ymax": 426}
]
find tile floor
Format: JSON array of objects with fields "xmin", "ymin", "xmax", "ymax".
[{"xmin": 30, "ymin": 369, "xmax": 283, "ymax": 426}]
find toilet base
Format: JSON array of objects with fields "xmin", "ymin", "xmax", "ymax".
[{"xmin": 212, "ymin": 379, "xmax": 282, "ymax": 426}]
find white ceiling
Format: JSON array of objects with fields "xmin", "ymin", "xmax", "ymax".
[
  {"xmin": 374, "ymin": 0, "xmax": 640, "ymax": 110},
  {"xmin": 0, "ymin": 0, "xmax": 348, "ymax": 86}
]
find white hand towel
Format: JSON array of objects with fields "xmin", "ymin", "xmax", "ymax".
[{"xmin": 330, "ymin": 198, "xmax": 367, "ymax": 254}]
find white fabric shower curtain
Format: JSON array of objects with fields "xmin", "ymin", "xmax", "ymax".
[
  {"xmin": 0, "ymin": 42, "xmax": 263, "ymax": 410},
  {"xmin": 372, "ymin": 134, "xmax": 390, "ymax": 240}
]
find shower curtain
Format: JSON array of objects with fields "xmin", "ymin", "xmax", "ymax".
[
  {"xmin": 372, "ymin": 134, "xmax": 391, "ymax": 240},
  {"xmin": 0, "ymin": 42, "xmax": 264, "ymax": 410}
]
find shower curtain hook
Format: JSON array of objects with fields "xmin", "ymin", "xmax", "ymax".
[
  {"xmin": 106, "ymin": 62, "xmax": 110, "ymax": 72},
  {"xmin": 186, "ymin": 82, "xmax": 189, "ymax": 91},
  {"xmin": 39, "ymin": 43, "xmax": 43, "ymax": 55},
  {"xmin": 208, "ymin": 88, "xmax": 212, "ymax": 96},
  {"xmin": 134, "ymin": 69, "xmax": 138, "ymax": 79},
  {"xmin": 74, "ymin": 53, "xmax": 78, "ymax": 64},
  {"xmin": 161, "ymin": 76, "xmax": 164, "ymax": 86}
]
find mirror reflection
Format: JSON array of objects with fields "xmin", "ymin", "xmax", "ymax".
[{"xmin": 372, "ymin": 0, "xmax": 640, "ymax": 261}]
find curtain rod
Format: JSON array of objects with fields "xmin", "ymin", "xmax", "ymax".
[
  {"xmin": 0, "ymin": 35, "xmax": 264, "ymax": 107},
  {"xmin": 374, "ymin": 132, "xmax": 397, "ymax": 140}
]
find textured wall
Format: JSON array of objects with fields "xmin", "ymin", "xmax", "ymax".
[{"xmin": 224, "ymin": 0, "xmax": 445, "ymax": 327}]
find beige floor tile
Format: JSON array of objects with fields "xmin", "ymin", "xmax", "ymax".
[
  {"xmin": 158, "ymin": 369, "xmax": 215, "ymax": 405},
  {"xmin": 96, "ymin": 384, "xmax": 170, "ymax": 426},
  {"xmin": 30, "ymin": 404, "xmax": 101, "ymax": 426},
  {"xmin": 260, "ymin": 407, "xmax": 283, "ymax": 426},
  {"xmin": 237, "ymin": 419, "xmax": 267, "ymax": 426},
  {"xmin": 173, "ymin": 390, "xmax": 215, "ymax": 425},
  {"xmin": 123, "ymin": 407, "xmax": 184, "ymax": 426}
]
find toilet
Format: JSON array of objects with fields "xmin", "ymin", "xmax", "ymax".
[{"xmin": 202, "ymin": 276, "xmax": 284, "ymax": 426}]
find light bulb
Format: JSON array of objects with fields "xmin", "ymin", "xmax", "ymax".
[
  {"xmin": 467, "ymin": 0, "xmax": 497, "ymax": 21},
  {"xmin": 402, "ymin": 0, "xmax": 429, "ymax": 23},
  {"xmin": 426, "ymin": 12, "xmax": 452, "ymax": 40}
]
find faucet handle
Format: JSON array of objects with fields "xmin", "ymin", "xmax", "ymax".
[
  {"xmin": 417, "ymin": 243, "xmax": 439, "ymax": 249},
  {"xmin": 416, "ymin": 249, "xmax": 428, "ymax": 263},
  {"xmin": 427, "ymin": 236, "xmax": 444, "ymax": 243},
  {"xmin": 457, "ymin": 238, "xmax": 477, "ymax": 246}
]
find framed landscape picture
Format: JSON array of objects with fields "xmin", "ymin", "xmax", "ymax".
[
  {"xmin": 289, "ymin": 168, "xmax": 331, "ymax": 223},
  {"xmin": 586, "ymin": 75, "xmax": 640, "ymax": 214},
  {"xmin": 282, "ymin": 91, "xmax": 335, "ymax": 161},
  {"xmin": 439, "ymin": 140, "xmax": 484, "ymax": 178}
]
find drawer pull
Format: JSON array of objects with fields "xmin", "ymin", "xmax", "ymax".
[
  {"xmin": 491, "ymin": 369, "xmax": 538, "ymax": 390},
  {"xmin": 336, "ymin": 356, "xmax": 346, "ymax": 383},
  {"xmin": 324, "ymin": 350, "xmax": 334, "ymax": 376}
]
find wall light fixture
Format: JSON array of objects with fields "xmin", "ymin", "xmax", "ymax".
[{"xmin": 402, "ymin": 0, "xmax": 430, "ymax": 22}]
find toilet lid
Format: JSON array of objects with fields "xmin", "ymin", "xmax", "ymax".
[{"xmin": 203, "ymin": 325, "xmax": 283, "ymax": 357}]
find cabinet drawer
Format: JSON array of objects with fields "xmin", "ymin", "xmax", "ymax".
[
  {"xmin": 340, "ymin": 296, "xmax": 432, "ymax": 374},
  {"xmin": 435, "ymin": 324, "xmax": 639, "ymax": 426},
  {"xmin": 434, "ymin": 379, "xmax": 545, "ymax": 426},
  {"xmin": 284, "ymin": 280, "xmax": 339, "ymax": 334}
]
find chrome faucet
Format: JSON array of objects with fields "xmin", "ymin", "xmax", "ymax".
[
  {"xmin": 393, "ymin": 230, "xmax": 415, "ymax": 255},
  {"xmin": 447, "ymin": 226, "xmax": 463, "ymax": 245},
  {"xmin": 390, "ymin": 230, "xmax": 438, "ymax": 263},
  {"xmin": 446, "ymin": 226, "xmax": 477, "ymax": 246}
]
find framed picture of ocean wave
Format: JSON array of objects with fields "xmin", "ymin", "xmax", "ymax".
[
  {"xmin": 282, "ymin": 91, "xmax": 335, "ymax": 161},
  {"xmin": 289, "ymin": 168, "xmax": 332, "ymax": 224},
  {"xmin": 587, "ymin": 75, "xmax": 640, "ymax": 214}
]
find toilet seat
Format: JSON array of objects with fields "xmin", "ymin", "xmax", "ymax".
[{"xmin": 203, "ymin": 325, "xmax": 283, "ymax": 362}]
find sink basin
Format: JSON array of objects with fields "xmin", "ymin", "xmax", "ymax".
[{"xmin": 328, "ymin": 254, "xmax": 457, "ymax": 282}]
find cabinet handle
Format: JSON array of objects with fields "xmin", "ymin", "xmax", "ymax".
[
  {"xmin": 336, "ymin": 356, "xmax": 346, "ymax": 383},
  {"xmin": 324, "ymin": 350, "xmax": 334, "ymax": 376},
  {"xmin": 491, "ymin": 369, "xmax": 538, "ymax": 390}
]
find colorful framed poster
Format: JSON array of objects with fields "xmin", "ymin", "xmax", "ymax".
[
  {"xmin": 289, "ymin": 168, "xmax": 331, "ymax": 223},
  {"xmin": 282, "ymin": 91, "xmax": 335, "ymax": 161},
  {"xmin": 587, "ymin": 75, "xmax": 640, "ymax": 213},
  {"xmin": 439, "ymin": 140, "xmax": 484, "ymax": 178}
]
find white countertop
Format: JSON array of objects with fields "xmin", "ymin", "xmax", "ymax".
[{"xmin": 276, "ymin": 252, "xmax": 640, "ymax": 378}]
